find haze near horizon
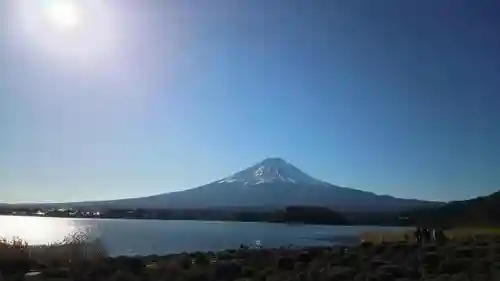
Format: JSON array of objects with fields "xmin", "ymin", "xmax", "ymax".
[{"xmin": 1, "ymin": 0, "xmax": 500, "ymax": 203}]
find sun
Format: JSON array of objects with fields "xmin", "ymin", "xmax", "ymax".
[
  {"xmin": 10, "ymin": 0, "xmax": 120, "ymax": 68},
  {"xmin": 44, "ymin": 0, "xmax": 82, "ymax": 31}
]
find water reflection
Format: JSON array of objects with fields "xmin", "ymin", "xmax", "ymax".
[
  {"xmin": 0, "ymin": 215, "xmax": 411, "ymax": 256},
  {"xmin": 0, "ymin": 215, "xmax": 95, "ymax": 245}
]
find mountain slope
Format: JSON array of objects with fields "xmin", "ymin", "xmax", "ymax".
[
  {"xmin": 217, "ymin": 158, "xmax": 327, "ymax": 186},
  {"xmin": 405, "ymin": 191, "xmax": 500, "ymax": 226},
  {"xmin": 69, "ymin": 158, "xmax": 440, "ymax": 212}
]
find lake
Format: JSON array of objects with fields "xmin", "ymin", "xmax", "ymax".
[{"xmin": 0, "ymin": 215, "xmax": 409, "ymax": 256}]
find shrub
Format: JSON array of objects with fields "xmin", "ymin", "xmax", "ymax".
[
  {"xmin": 450, "ymin": 272, "xmax": 469, "ymax": 281},
  {"xmin": 370, "ymin": 257, "xmax": 389, "ymax": 270},
  {"xmin": 0, "ymin": 231, "xmax": 107, "ymax": 270},
  {"xmin": 109, "ymin": 257, "xmax": 143, "ymax": 275},
  {"xmin": 439, "ymin": 258, "xmax": 472, "ymax": 275},
  {"xmin": 297, "ymin": 251, "xmax": 313, "ymax": 264},
  {"xmin": 242, "ymin": 266, "xmax": 255, "ymax": 277},
  {"xmin": 360, "ymin": 241, "xmax": 374, "ymax": 249},
  {"xmin": 178, "ymin": 254, "xmax": 192, "ymax": 269},
  {"xmin": 193, "ymin": 252, "xmax": 210, "ymax": 265},
  {"xmin": 85, "ymin": 261, "xmax": 115, "ymax": 280},
  {"xmin": 455, "ymin": 247, "xmax": 474, "ymax": 259},
  {"xmin": 0, "ymin": 258, "xmax": 32, "ymax": 276},
  {"xmin": 216, "ymin": 250, "xmax": 233, "ymax": 261},
  {"xmin": 108, "ymin": 270, "xmax": 140, "ymax": 281},
  {"xmin": 324, "ymin": 266, "xmax": 355, "ymax": 280},
  {"xmin": 41, "ymin": 267, "xmax": 71, "ymax": 278},
  {"xmin": 182, "ymin": 267, "xmax": 209, "ymax": 281},
  {"xmin": 376, "ymin": 264, "xmax": 405, "ymax": 278},
  {"xmin": 421, "ymin": 252, "xmax": 441, "ymax": 268},
  {"xmin": 277, "ymin": 257, "xmax": 295, "ymax": 271},
  {"xmin": 214, "ymin": 260, "xmax": 243, "ymax": 280}
]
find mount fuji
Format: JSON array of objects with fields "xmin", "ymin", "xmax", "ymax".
[
  {"xmin": 71, "ymin": 158, "xmax": 440, "ymax": 212},
  {"xmin": 216, "ymin": 158, "xmax": 327, "ymax": 186}
]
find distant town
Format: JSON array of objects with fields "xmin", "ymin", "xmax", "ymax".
[
  {"xmin": 0, "ymin": 205, "xmax": 415, "ymax": 226},
  {"xmin": 0, "ymin": 207, "xmax": 103, "ymax": 218}
]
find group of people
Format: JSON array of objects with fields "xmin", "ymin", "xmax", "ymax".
[{"xmin": 413, "ymin": 227, "xmax": 447, "ymax": 244}]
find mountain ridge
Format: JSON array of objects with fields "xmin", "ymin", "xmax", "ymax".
[
  {"xmin": 405, "ymin": 190, "xmax": 500, "ymax": 227},
  {"xmin": 26, "ymin": 157, "xmax": 441, "ymax": 212},
  {"xmin": 216, "ymin": 157, "xmax": 328, "ymax": 186}
]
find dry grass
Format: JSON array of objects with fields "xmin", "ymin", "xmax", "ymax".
[
  {"xmin": 360, "ymin": 230, "xmax": 409, "ymax": 243},
  {"xmin": 2, "ymin": 230, "xmax": 500, "ymax": 280},
  {"xmin": 360, "ymin": 227, "xmax": 500, "ymax": 243},
  {"xmin": 0, "ymin": 231, "xmax": 107, "ymax": 265}
]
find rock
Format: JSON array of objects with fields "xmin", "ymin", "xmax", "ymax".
[{"xmin": 24, "ymin": 271, "xmax": 42, "ymax": 281}]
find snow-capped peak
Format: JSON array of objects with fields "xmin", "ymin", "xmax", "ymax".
[{"xmin": 217, "ymin": 158, "xmax": 327, "ymax": 185}]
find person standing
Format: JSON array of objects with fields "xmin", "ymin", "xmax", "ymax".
[
  {"xmin": 414, "ymin": 227, "xmax": 422, "ymax": 243},
  {"xmin": 422, "ymin": 228, "xmax": 431, "ymax": 243}
]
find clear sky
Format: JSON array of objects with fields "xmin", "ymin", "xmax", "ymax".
[{"xmin": 1, "ymin": 0, "xmax": 500, "ymax": 203}]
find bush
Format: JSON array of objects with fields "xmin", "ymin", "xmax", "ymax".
[
  {"xmin": 216, "ymin": 251, "xmax": 233, "ymax": 261},
  {"xmin": 193, "ymin": 252, "xmax": 210, "ymax": 265},
  {"xmin": 85, "ymin": 262, "xmax": 115, "ymax": 279},
  {"xmin": 242, "ymin": 266, "xmax": 255, "ymax": 277},
  {"xmin": 214, "ymin": 261, "xmax": 243, "ymax": 280},
  {"xmin": 108, "ymin": 270, "xmax": 140, "ymax": 281},
  {"xmin": 439, "ymin": 258, "xmax": 472, "ymax": 275},
  {"xmin": 298, "ymin": 251, "xmax": 313, "ymax": 264},
  {"xmin": 378, "ymin": 264, "xmax": 406, "ymax": 277},
  {"xmin": 422, "ymin": 252, "xmax": 441, "ymax": 268},
  {"xmin": 182, "ymin": 268, "xmax": 209, "ymax": 281},
  {"xmin": 41, "ymin": 267, "xmax": 71, "ymax": 278},
  {"xmin": 0, "ymin": 258, "xmax": 32, "ymax": 276},
  {"xmin": 455, "ymin": 247, "xmax": 474, "ymax": 259},
  {"xmin": 370, "ymin": 257, "xmax": 389, "ymax": 270},
  {"xmin": 324, "ymin": 266, "xmax": 355, "ymax": 280},
  {"xmin": 178, "ymin": 254, "xmax": 192, "ymax": 269},
  {"xmin": 109, "ymin": 257, "xmax": 143, "ymax": 275},
  {"xmin": 277, "ymin": 257, "xmax": 294, "ymax": 271}
]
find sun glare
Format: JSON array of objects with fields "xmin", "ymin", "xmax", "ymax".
[
  {"xmin": 45, "ymin": 0, "xmax": 81, "ymax": 31},
  {"xmin": 9, "ymin": 0, "xmax": 120, "ymax": 68}
]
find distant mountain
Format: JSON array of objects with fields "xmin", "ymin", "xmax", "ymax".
[
  {"xmin": 405, "ymin": 191, "xmax": 500, "ymax": 227},
  {"xmin": 65, "ymin": 158, "xmax": 441, "ymax": 212},
  {"xmin": 216, "ymin": 157, "xmax": 326, "ymax": 186}
]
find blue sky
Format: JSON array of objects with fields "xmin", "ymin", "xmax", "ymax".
[{"xmin": 1, "ymin": 0, "xmax": 500, "ymax": 203}]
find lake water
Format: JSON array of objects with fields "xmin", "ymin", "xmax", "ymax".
[{"xmin": 0, "ymin": 215, "xmax": 409, "ymax": 256}]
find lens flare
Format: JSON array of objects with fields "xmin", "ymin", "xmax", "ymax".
[{"xmin": 44, "ymin": 0, "xmax": 81, "ymax": 31}]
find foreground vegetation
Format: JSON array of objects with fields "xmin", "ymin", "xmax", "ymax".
[{"xmin": 2, "ymin": 229, "xmax": 500, "ymax": 281}]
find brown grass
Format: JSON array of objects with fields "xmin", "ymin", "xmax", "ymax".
[
  {"xmin": 360, "ymin": 227, "xmax": 500, "ymax": 243},
  {"xmin": 0, "ymin": 231, "xmax": 107, "ymax": 265},
  {"xmin": 2, "ymin": 229, "xmax": 500, "ymax": 280}
]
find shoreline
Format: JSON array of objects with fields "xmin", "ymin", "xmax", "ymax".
[
  {"xmin": 2, "ymin": 232, "xmax": 500, "ymax": 280},
  {"xmin": 1, "ymin": 213, "xmax": 412, "ymax": 228}
]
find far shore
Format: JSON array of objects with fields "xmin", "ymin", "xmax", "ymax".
[{"xmin": 0, "ymin": 213, "xmax": 413, "ymax": 228}]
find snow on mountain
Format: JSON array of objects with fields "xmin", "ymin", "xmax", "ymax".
[
  {"xmin": 55, "ymin": 157, "xmax": 442, "ymax": 212},
  {"xmin": 217, "ymin": 158, "xmax": 327, "ymax": 186}
]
